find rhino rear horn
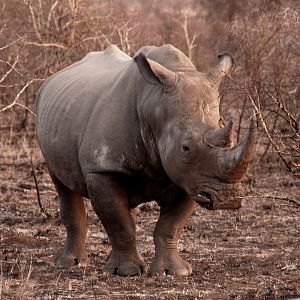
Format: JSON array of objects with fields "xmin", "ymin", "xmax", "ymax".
[
  {"xmin": 205, "ymin": 121, "xmax": 234, "ymax": 148},
  {"xmin": 207, "ymin": 53, "xmax": 234, "ymax": 88},
  {"xmin": 219, "ymin": 114, "xmax": 257, "ymax": 182},
  {"xmin": 134, "ymin": 53, "xmax": 177, "ymax": 86}
]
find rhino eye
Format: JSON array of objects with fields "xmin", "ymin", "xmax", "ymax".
[{"xmin": 181, "ymin": 144, "xmax": 191, "ymax": 155}]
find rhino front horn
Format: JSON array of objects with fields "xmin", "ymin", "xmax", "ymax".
[
  {"xmin": 205, "ymin": 120, "xmax": 234, "ymax": 148},
  {"xmin": 219, "ymin": 114, "xmax": 257, "ymax": 182},
  {"xmin": 207, "ymin": 53, "xmax": 234, "ymax": 88}
]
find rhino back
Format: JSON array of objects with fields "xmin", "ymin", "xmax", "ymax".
[{"xmin": 37, "ymin": 45, "xmax": 136, "ymax": 194}]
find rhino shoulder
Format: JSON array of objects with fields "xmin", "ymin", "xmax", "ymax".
[
  {"xmin": 80, "ymin": 45, "xmax": 131, "ymax": 66},
  {"xmin": 105, "ymin": 44, "xmax": 130, "ymax": 58}
]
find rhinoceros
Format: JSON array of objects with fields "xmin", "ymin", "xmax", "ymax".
[{"xmin": 36, "ymin": 44, "xmax": 256, "ymax": 276}]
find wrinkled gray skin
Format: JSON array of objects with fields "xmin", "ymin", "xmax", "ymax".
[{"xmin": 36, "ymin": 44, "xmax": 256, "ymax": 276}]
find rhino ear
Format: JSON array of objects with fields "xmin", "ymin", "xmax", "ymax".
[
  {"xmin": 207, "ymin": 53, "xmax": 234, "ymax": 88},
  {"xmin": 134, "ymin": 53, "xmax": 177, "ymax": 86}
]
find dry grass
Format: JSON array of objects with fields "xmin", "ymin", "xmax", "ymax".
[{"xmin": 0, "ymin": 130, "xmax": 299, "ymax": 300}]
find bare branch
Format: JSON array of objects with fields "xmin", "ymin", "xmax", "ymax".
[
  {"xmin": 227, "ymin": 75, "xmax": 294, "ymax": 172},
  {"xmin": 0, "ymin": 23, "xmax": 6, "ymax": 35},
  {"xmin": 0, "ymin": 55, "xmax": 19, "ymax": 84},
  {"xmin": 266, "ymin": 88, "xmax": 299, "ymax": 136},
  {"xmin": 0, "ymin": 78, "xmax": 43, "ymax": 116},
  {"xmin": 14, "ymin": 102, "xmax": 37, "ymax": 116},
  {"xmin": 0, "ymin": 58, "xmax": 25, "ymax": 78},
  {"xmin": 68, "ymin": 0, "xmax": 79, "ymax": 46},
  {"xmin": 25, "ymin": 41, "xmax": 67, "ymax": 50},
  {"xmin": 24, "ymin": 0, "xmax": 42, "ymax": 40},
  {"xmin": 0, "ymin": 83, "xmax": 23, "ymax": 88},
  {"xmin": 47, "ymin": 0, "xmax": 59, "ymax": 28},
  {"xmin": 0, "ymin": 36, "xmax": 24, "ymax": 51},
  {"xmin": 37, "ymin": 0, "xmax": 43, "ymax": 30},
  {"xmin": 173, "ymin": 10, "xmax": 197, "ymax": 61}
]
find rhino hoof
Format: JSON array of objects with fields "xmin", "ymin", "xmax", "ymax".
[
  {"xmin": 103, "ymin": 260, "xmax": 148, "ymax": 276},
  {"xmin": 149, "ymin": 255, "xmax": 192, "ymax": 276},
  {"xmin": 55, "ymin": 251, "xmax": 88, "ymax": 267}
]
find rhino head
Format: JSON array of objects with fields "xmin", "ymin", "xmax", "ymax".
[{"xmin": 135, "ymin": 52, "xmax": 256, "ymax": 210}]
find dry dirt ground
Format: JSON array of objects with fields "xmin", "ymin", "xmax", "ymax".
[{"xmin": 0, "ymin": 130, "xmax": 299, "ymax": 300}]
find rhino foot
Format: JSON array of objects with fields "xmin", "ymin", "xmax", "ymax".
[
  {"xmin": 149, "ymin": 254, "xmax": 192, "ymax": 276},
  {"xmin": 103, "ymin": 251, "xmax": 147, "ymax": 276},
  {"xmin": 55, "ymin": 249, "xmax": 88, "ymax": 267}
]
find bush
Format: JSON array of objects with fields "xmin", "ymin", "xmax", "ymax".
[{"xmin": 0, "ymin": 0, "xmax": 299, "ymax": 173}]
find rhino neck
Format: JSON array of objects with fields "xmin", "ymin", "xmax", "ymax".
[{"xmin": 136, "ymin": 82, "xmax": 167, "ymax": 180}]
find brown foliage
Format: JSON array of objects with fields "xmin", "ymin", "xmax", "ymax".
[{"xmin": 0, "ymin": 0, "xmax": 299, "ymax": 172}]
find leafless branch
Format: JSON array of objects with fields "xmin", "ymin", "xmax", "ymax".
[
  {"xmin": 24, "ymin": 0, "xmax": 41, "ymax": 40},
  {"xmin": 0, "ymin": 78, "xmax": 43, "ymax": 116},
  {"xmin": 0, "ymin": 58, "xmax": 25, "ymax": 78},
  {"xmin": 173, "ymin": 10, "xmax": 197, "ymax": 61},
  {"xmin": 47, "ymin": 0, "xmax": 59, "ymax": 28},
  {"xmin": 266, "ymin": 88, "xmax": 299, "ymax": 136},
  {"xmin": 0, "ymin": 55, "xmax": 19, "ymax": 84},
  {"xmin": 0, "ymin": 36, "xmax": 24, "ymax": 51},
  {"xmin": 68, "ymin": 0, "xmax": 79, "ymax": 46},
  {"xmin": 227, "ymin": 75, "xmax": 294, "ymax": 173},
  {"xmin": 25, "ymin": 41, "xmax": 67, "ymax": 50},
  {"xmin": 0, "ymin": 23, "xmax": 6, "ymax": 35}
]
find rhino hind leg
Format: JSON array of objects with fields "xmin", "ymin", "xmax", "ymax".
[
  {"xmin": 50, "ymin": 172, "xmax": 88, "ymax": 267},
  {"xmin": 86, "ymin": 173, "xmax": 147, "ymax": 276},
  {"xmin": 150, "ymin": 193, "xmax": 196, "ymax": 276}
]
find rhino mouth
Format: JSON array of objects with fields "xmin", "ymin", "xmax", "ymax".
[
  {"xmin": 195, "ymin": 191, "xmax": 213, "ymax": 210},
  {"xmin": 192, "ymin": 188, "xmax": 242, "ymax": 210},
  {"xmin": 189, "ymin": 182, "xmax": 243, "ymax": 210}
]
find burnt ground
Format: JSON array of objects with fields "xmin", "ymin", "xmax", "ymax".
[{"xmin": 0, "ymin": 130, "xmax": 299, "ymax": 300}]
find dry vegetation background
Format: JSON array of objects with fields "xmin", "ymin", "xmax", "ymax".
[{"xmin": 0, "ymin": 0, "xmax": 299, "ymax": 299}]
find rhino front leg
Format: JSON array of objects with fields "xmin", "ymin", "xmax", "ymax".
[
  {"xmin": 86, "ymin": 173, "xmax": 147, "ymax": 276},
  {"xmin": 150, "ymin": 192, "xmax": 196, "ymax": 276},
  {"xmin": 50, "ymin": 173, "xmax": 88, "ymax": 267}
]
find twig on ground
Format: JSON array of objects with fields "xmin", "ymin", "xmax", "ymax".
[{"xmin": 243, "ymin": 194, "xmax": 300, "ymax": 207}]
